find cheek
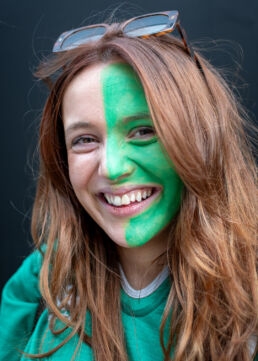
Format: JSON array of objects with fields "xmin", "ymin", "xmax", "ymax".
[{"xmin": 68, "ymin": 153, "xmax": 95, "ymax": 194}]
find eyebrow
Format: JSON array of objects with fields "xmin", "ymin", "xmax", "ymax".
[
  {"xmin": 122, "ymin": 112, "xmax": 151, "ymax": 124},
  {"xmin": 65, "ymin": 113, "xmax": 152, "ymax": 136},
  {"xmin": 65, "ymin": 121, "xmax": 92, "ymax": 137}
]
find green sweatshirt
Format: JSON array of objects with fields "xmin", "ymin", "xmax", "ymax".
[
  {"xmin": 0, "ymin": 251, "xmax": 257, "ymax": 360},
  {"xmin": 0, "ymin": 250, "xmax": 172, "ymax": 360}
]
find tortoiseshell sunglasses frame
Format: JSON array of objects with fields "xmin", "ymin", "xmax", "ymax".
[{"xmin": 53, "ymin": 10, "xmax": 204, "ymax": 75}]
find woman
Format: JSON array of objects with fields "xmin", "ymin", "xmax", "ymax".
[{"xmin": 0, "ymin": 11, "xmax": 257, "ymax": 361}]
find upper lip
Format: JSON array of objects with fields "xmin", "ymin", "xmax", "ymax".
[{"xmin": 96, "ymin": 185, "xmax": 162, "ymax": 196}]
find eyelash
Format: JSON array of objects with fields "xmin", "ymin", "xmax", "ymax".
[
  {"xmin": 128, "ymin": 126, "xmax": 155, "ymax": 139},
  {"xmin": 72, "ymin": 135, "xmax": 97, "ymax": 146}
]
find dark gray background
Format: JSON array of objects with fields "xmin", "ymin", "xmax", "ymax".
[{"xmin": 1, "ymin": 0, "xmax": 257, "ymax": 293}]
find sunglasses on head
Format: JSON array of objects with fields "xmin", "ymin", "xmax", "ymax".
[{"xmin": 53, "ymin": 10, "xmax": 204, "ymax": 75}]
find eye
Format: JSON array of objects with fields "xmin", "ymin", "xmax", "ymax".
[
  {"xmin": 71, "ymin": 135, "xmax": 99, "ymax": 152},
  {"xmin": 128, "ymin": 126, "xmax": 156, "ymax": 139},
  {"xmin": 72, "ymin": 136, "xmax": 96, "ymax": 145}
]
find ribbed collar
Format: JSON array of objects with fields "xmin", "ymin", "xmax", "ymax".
[
  {"xmin": 120, "ymin": 265, "xmax": 169, "ymax": 299},
  {"xmin": 121, "ymin": 274, "xmax": 171, "ymax": 317}
]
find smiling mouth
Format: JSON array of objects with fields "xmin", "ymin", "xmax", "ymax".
[{"xmin": 98, "ymin": 186, "xmax": 161, "ymax": 211}]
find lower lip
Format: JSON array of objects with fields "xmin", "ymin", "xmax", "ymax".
[{"xmin": 98, "ymin": 188, "xmax": 161, "ymax": 217}]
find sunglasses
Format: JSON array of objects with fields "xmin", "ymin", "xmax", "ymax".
[{"xmin": 53, "ymin": 10, "xmax": 203, "ymax": 74}]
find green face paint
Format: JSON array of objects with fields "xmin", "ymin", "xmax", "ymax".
[{"xmin": 101, "ymin": 62, "xmax": 183, "ymax": 247}]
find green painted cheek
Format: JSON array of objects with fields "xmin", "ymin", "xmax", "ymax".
[{"xmin": 101, "ymin": 63, "xmax": 183, "ymax": 247}]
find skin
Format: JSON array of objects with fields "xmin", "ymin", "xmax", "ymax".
[
  {"xmin": 101, "ymin": 63, "xmax": 183, "ymax": 246},
  {"xmin": 63, "ymin": 61, "xmax": 183, "ymax": 288}
]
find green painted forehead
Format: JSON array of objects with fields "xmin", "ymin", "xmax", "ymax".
[
  {"xmin": 102, "ymin": 62, "xmax": 150, "ymax": 120},
  {"xmin": 102, "ymin": 62, "xmax": 142, "ymax": 89}
]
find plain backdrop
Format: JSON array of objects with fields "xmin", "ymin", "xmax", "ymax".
[{"xmin": 1, "ymin": 0, "xmax": 257, "ymax": 294}]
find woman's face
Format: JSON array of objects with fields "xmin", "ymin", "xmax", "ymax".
[{"xmin": 62, "ymin": 62, "xmax": 183, "ymax": 248}]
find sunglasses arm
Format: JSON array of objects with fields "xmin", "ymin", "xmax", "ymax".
[{"xmin": 176, "ymin": 23, "xmax": 205, "ymax": 76}]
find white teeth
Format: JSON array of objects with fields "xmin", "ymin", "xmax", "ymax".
[
  {"xmin": 130, "ymin": 193, "xmax": 136, "ymax": 202},
  {"xmin": 103, "ymin": 188, "xmax": 154, "ymax": 206},
  {"xmin": 136, "ymin": 192, "xmax": 142, "ymax": 202},
  {"xmin": 122, "ymin": 194, "xmax": 130, "ymax": 205},
  {"xmin": 105, "ymin": 195, "xmax": 110, "ymax": 204},
  {"xmin": 113, "ymin": 196, "xmax": 122, "ymax": 206}
]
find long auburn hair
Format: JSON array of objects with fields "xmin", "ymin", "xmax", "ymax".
[{"xmin": 28, "ymin": 26, "xmax": 257, "ymax": 361}]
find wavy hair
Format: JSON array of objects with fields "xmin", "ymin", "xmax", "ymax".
[{"xmin": 28, "ymin": 26, "xmax": 257, "ymax": 361}]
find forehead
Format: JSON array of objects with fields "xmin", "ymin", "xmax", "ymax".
[
  {"xmin": 62, "ymin": 62, "xmax": 149, "ymax": 130},
  {"xmin": 101, "ymin": 62, "xmax": 149, "ymax": 120},
  {"xmin": 62, "ymin": 62, "xmax": 104, "ymax": 128}
]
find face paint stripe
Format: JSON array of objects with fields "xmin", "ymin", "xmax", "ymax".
[{"xmin": 101, "ymin": 63, "xmax": 183, "ymax": 247}]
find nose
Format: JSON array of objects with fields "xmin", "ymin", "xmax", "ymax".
[{"xmin": 98, "ymin": 141, "xmax": 135, "ymax": 181}]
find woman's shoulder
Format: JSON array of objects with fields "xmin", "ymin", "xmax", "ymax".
[
  {"xmin": 0, "ymin": 247, "xmax": 45, "ymax": 361},
  {"xmin": 2, "ymin": 246, "xmax": 45, "ymax": 300},
  {"xmin": 23, "ymin": 308, "xmax": 93, "ymax": 360}
]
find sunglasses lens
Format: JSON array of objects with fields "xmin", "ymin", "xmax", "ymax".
[
  {"xmin": 124, "ymin": 14, "xmax": 171, "ymax": 37},
  {"xmin": 61, "ymin": 26, "xmax": 106, "ymax": 50}
]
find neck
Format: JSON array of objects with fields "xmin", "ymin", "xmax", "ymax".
[{"xmin": 116, "ymin": 226, "xmax": 170, "ymax": 290}]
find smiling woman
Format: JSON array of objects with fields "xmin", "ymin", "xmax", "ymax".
[
  {"xmin": 0, "ymin": 11, "xmax": 257, "ymax": 361},
  {"xmin": 63, "ymin": 62, "xmax": 182, "ymax": 249}
]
